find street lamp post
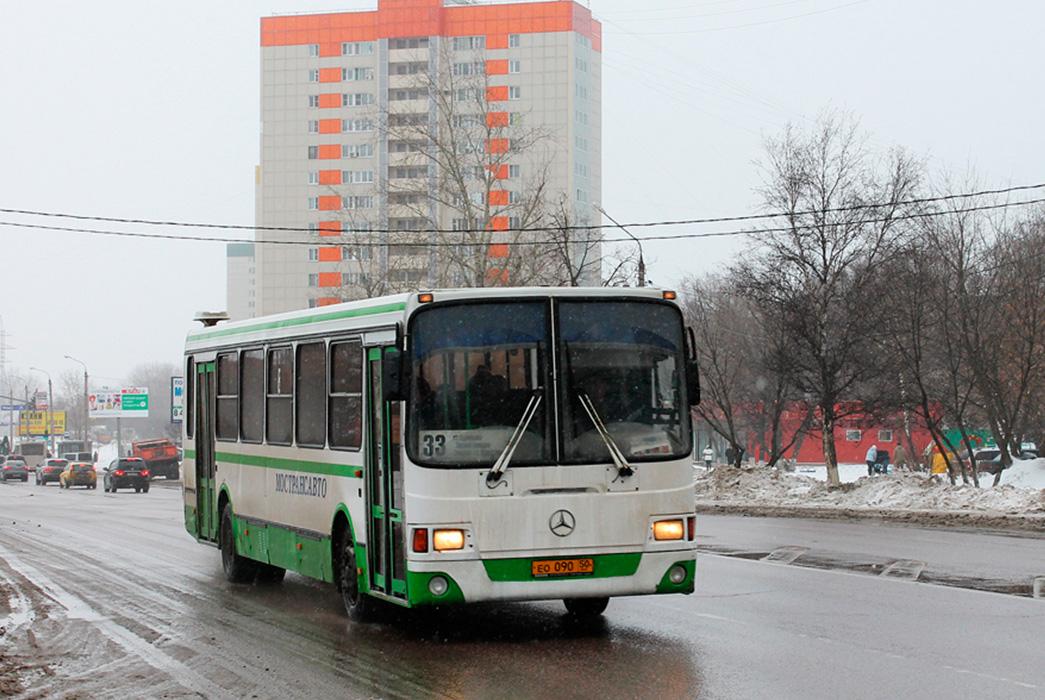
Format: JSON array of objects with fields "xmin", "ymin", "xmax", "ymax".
[
  {"xmin": 65, "ymin": 355, "xmax": 89, "ymax": 447},
  {"xmin": 596, "ymin": 205, "xmax": 646, "ymax": 287},
  {"xmin": 29, "ymin": 367, "xmax": 54, "ymax": 457}
]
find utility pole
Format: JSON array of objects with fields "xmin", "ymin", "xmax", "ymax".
[
  {"xmin": 29, "ymin": 367, "xmax": 54, "ymax": 456},
  {"xmin": 65, "ymin": 355, "xmax": 89, "ymax": 447},
  {"xmin": 596, "ymin": 206, "xmax": 646, "ymax": 287}
]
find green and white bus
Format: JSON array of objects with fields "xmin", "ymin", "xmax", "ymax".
[{"xmin": 183, "ymin": 287, "xmax": 699, "ymax": 619}]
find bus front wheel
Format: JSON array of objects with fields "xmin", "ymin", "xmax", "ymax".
[
  {"xmin": 220, "ymin": 503, "xmax": 258, "ymax": 584},
  {"xmin": 563, "ymin": 597, "xmax": 609, "ymax": 619},
  {"xmin": 337, "ymin": 533, "xmax": 375, "ymax": 621}
]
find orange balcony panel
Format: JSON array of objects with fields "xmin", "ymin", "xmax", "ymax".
[
  {"xmin": 318, "ymin": 246, "xmax": 342, "ymax": 262},
  {"xmin": 317, "ymin": 144, "xmax": 341, "ymax": 159},
  {"xmin": 319, "ymin": 42, "xmax": 341, "ymax": 57},
  {"xmin": 316, "ymin": 297, "xmax": 341, "ymax": 307},
  {"xmin": 487, "ymin": 164, "xmax": 509, "ymax": 180},
  {"xmin": 488, "ymin": 244, "xmax": 509, "ymax": 258},
  {"xmin": 489, "ymin": 216, "xmax": 509, "ymax": 231},
  {"xmin": 486, "ymin": 112, "xmax": 509, "ymax": 128},
  {"xmin": 484, "ymin": 267, "xmax": 510, "ymax": 285},
  {"xmin": 318, "ymin": 221, "xmax": 342, "ymax": 236},
  {"xmin": 318, "ymin": 272, "xmax": 341, "ymax": 288},
  {"xmin": 318, "ymin": 93, "xmax": 341, "ymax": 109},
  {"xmin": 487, "ymin": 138, "xmax": 509, "ymax": 154},
  {"xmin": 486, "ymin": 59, "xmax": 508, "ymax": 76},
  {"xmin": 318, "ymin": 195, "xmax": 342, "ymax": 211},
  {"xmin": 319, "ymin": 67, "xmax": 342, "ymax": 83},
  {"xmin": 319, "ymin": 118, "xmax": 342, "ymax": 134},
  {"xmin": 486, "ymin": 34, "xmax": 508, "ymax": 49},
  {"xmin": 319, "ymin": 170, "xmax": 342, "ymax": 185},
  {"xmin": 486, "ymin": 85, "xmax": 508, "ymax": 102},
  {"xmin": 487, "ymin": 190, "xmax": 509, "ymax": 206}
]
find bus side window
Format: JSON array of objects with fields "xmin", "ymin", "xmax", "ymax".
[
  {"xmin": 267, "ymin": 347, "xmax": 294, "ymax": 445},
  {"xmin": 296, "ymin": 342, "xmax": 327, "ymax": 448},
  {"xmin": 329, "ymin": 340, "xmax": 363, "ymax": 449},
  {"xmin": 240, "ymin": 349, "xmax": 264, "ymax": 442},
  {"xmin": 216, "ymin": 352, "xmax": 239, "ymax": 441},
  {"xmin": 186, "ymin": 357, "xmax": 195, "ymax": 439}
]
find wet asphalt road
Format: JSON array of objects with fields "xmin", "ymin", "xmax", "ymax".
[{"xmin": 1, "ymin": 481, "xmax": 1043, "ymax": 699}]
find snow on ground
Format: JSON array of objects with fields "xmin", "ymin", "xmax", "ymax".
[
  {"xmin": 990, "ymin": 458, "xmax": 1045, "ymax": 491},
  {"xmin": 95, "ymin": 441, "xmax": 118, "ymax": 467},
  {"xmin": 793, "ymin": 463, "xmax": 869, "ymax": 484},
  {"xmin": 695, "ymin": 466, "xmax": 1045, "ymax": 515}
]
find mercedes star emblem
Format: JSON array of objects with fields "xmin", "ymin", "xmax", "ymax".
[{"xmin": 549, "ymin": 509, "xmax": 576, "ymax": 537}]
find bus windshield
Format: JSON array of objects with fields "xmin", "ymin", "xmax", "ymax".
[
  {"xmin": 408, "ymin": 298, "xmax": 691, "ymax": 468},
  {"xmin": 409, "ymin": 302, "xmax": 551, "ymax": 466}
]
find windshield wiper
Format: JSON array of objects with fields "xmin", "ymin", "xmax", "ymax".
[
  {"xmin": 578, "ymin": 392, "xmax": 634, "ymax": 478},
  {"xmin": 486, "ymin": 389, "xmax": 543, "ymax": 486}
]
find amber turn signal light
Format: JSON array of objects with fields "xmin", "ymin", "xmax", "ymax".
[
  {"xmin": 653, "ymin": 519, "xmax": 685, "ymax": 541},
  {"xmin": 432, "ymin": 529, "xmax": 465, "ymax": 551}
]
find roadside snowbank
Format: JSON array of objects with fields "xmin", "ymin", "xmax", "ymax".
[{"xmin": 695, "ymin": 466, "xmax": 1045, "ymax": 515}]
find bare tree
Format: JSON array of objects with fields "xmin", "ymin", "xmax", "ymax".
[
  {"xmin": 735, "ymin": 113, "xmax": 923, "ymax": 485},
  {"xmin": 126, "ymin": 362, "xmax": 180, "ymax": 440}
]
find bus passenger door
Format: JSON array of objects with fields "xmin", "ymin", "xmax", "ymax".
[
  {"xmin": 195, "ymin": 362, "xmax": 218, "ymax": 542},
  {"xmin": 366, "ymin": 346, "xmax": 407, "ymax": 600}
]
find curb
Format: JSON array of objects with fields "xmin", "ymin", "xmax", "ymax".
[{"xmin": 694, "ymin": 502, "xmax": 1045, "ymax": 533}]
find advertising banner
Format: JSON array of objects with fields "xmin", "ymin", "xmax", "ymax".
[
  {"xmin": 88, "ymin": 388, "xmax": 150, "ymax": 418},
  {"xmin": 18, "ymin": 411, "xmax": 67, "ymax": 436},
  {"xmin": 170, "ymin": 377, "xmax": 184, "ymax": 423}
]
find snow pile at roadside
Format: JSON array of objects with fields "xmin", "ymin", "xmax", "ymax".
[
  {"xmin": 695, "ymin": 466, "xmax": 1045, "ymax": 515},
  {"xmin": 995, "ymin": 458, "xmax": 1045, "ymax": 491}
]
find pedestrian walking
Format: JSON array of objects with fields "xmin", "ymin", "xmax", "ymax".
[
  {"xmin": 866, "ymin": 444, "xmax": 878, "ymax": 476},
  {"xmin": 703, "ymin": 443, "xmax": 714, "ymax": 470}
]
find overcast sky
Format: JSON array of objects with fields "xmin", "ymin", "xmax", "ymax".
[{"xmin": 0, "ymin": 0, "xmax": 1041, "ymax": 390}]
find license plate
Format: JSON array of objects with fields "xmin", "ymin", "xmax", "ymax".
[{"xmin": 531, "ymin": 558, "xmax": 595, "ymax": 578}]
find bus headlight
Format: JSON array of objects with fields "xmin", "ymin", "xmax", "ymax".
[
  {"xmin": 432, "ymin": 529, "xmax": 465, "ymax": 551},
  {"xmin": 653, "ymin": 520, "xmax": 685, "ymax": 541}
]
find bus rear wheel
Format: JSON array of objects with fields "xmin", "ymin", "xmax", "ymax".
[
  {"xmin": 337, "ymin": 532, "xmax": 375, "ymax": 621},
  {"xmin": 563, "ymin": 597, "xmax": 609, "ymax": 619},
  {"xmin": 220, "ymin": 503, "xmax": 258, "ymax": 584}
]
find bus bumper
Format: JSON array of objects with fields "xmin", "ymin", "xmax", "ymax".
[{"xmin": 406, "ymin": 549, "xmax": 695, "ymax": 607}]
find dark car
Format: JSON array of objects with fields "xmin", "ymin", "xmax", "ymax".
[
  {"xmin": 102, "ymin": 458, "xmax": 151, "ymax": 493},
  {"xmin": 36, "ymin": 458, "xmax": 68, "ymax": 486},
  {"xmin": 2, "ymin": 458, "xmax": 29, "ymax": 482},
  {"xmin": 974, "ymin": 448, "xmax": 1037, "ymax": 475}
]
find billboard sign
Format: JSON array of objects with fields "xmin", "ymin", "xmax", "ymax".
[
  {"xmin": 18, "ymin": 411, "xmax": 67, "ymax": 436},
  {"xmin": 88, "ymin": 388, "xmax": 150, "ymax": 418},
  {"xmin": 170, "ymin": 377, "xmax": 184, "ymax": 423}
]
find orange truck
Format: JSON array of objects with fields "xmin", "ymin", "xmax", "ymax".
[{"xmin": 131, "ymin": 438, "xmax": 180, "ymax": 480}]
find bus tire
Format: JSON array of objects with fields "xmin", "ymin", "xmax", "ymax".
[
  {"xmin": 337, "ymin": 532, "xmax": 374, "ymax": 621},
  {"xmin": 563, "ymin": 597, "xmax": 609, "ymax": 618},
  {"xmin": 220, "ymin": 503, "xmax": 257, "ymax": 584},
  {"xmin": 256, "ymin": 563, "xmax": 286, "ymax": 584}
]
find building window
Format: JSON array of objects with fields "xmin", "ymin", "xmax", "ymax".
[
  {"xmin": 342, "ymin": 41, "xmax": 374, "ymax": 56},
  {"xmin": 878, "ymin": 430, "xmax": 894, "ymax": 443},
  {"xmin": 308, "ymin": 95, "xmax": 320, "ymax": 108},
  {"xmin": 509, "ymin": 86, "xmax": 521, "ymax": 100},
  {"xmin": 216, "ymin": 353, "xmax": 238, "ymax": 442},
  {"xmin": 453, "ymin": 36, "xmax": 485, "ymax": 51},
  {"xmin": 266, "ymin": 347, "xmax": 293, "ymax": 445},
  {"xmin": 575, "ymin": 57, "xmax": 588, "ymax": 73},
  {"xmin": 845, "ymin": 429, "xmax": 862, "ymax": 442},
  {"xmin": 240, "ymin": 349, "xmax": 264, "ymax": 443},
  {"xmin": 342, "ymin": 170, "xmax": 374, "ymax": 184},
  {"xmin": 509, "ymin": 165, "xmax": 521, "ymax": 178},
  {"xmin": 389, "ymin": 165, "xmax": 430, "ymax": 179},
  {"xmin": 307, "ymin": 146, "xmax": 319, "ymax": 160},
  {"xmin": 509, "ymin": 34, "xmax": 520, "ymax": 48},
  {"xmin": 389, "ymin": 88, "xmax": 429, "ymax": 101},
  {"xmin": 308, "ymin": 273, "xmax": 319, "ymax": 287},
  {"xmin": 343, "ymin": 195, "xmax": 374, "ymax": 210},
  {"xmin": 343, "ymin": 67, "xmax": 374, "ymax": 81},
  {"xmin": 343, "ymin": 143, "xmax": 374, "ymax": 159},
  {"xmin": 389, "ymin": 37, "xmax": 429, "ymax": 50},
  {"xmin": 342, "ymin": 118, "xmax": 373, "ymax": 132},
  {"xmin": 308, "ymin": 248, "xmax": 319, "ymax": 261},
  {"xmin": 575, "ymin": 84, "xmax": 589, "ymax": 99},
  {"xmin": 308, "ymin": 172, "xmax": 319, "ymax": 185},
  {"xmin": 308, "ymin": 69, "xmax": 320, "ymax": 82},
  {"xmin": 329, "ymin": 341, "xmax": 363, "ymax": 449},
  {"xmin": 308, "ymin": 44, "xmax": 320, "ymax": 57},
  {"xmin": 452, "ymin": 61, "xmax": 484, "ymax": 76},
  {"xmin": 344, "ymin": 93, "xmax": 374, "ymax": 106},
  {"xmin": 509, "ymin": 216, "xmax": 521, "ymax": 228},
  {"xmin": 575, "ymin": 110, "xmax": 589, "ymax": 125},
  {"xmin": 391, "ymin": 61, "xmax": 426, "ymax": 75},
  {"xmin": 307, "ymin": 223, "xmax": 319, "ymax": 233},
  {"xmin": 509, "ymin": 113, "xmax": 522, "ymax": 126},
  {"xmin": 296, "ymin": 342, "xmax": 327, "ymax": 448},
  {"xmin": 307, "ymin": 197, "xmax": 319, "ymax": 210},
  {"xmin": 308, "ymin": 299, "xmax": 318, "ymax": 309},
  {"xmin": 343, "ymin": 246, "xmax": 372, "ymax": 261},
  {"xmin": 509, "ymin": 60, "xmax": 521, "ymax": 74},
  {"xmin": 575, "ymin": 135, "xmax": 588, "ymax": 151},
  {"xmin": 508, "ymin": 191, "xmax": 520, "ymax": 204},
  {"xmin": 308, "ymin": 120, "xmax": 319, "ymax": 133}
]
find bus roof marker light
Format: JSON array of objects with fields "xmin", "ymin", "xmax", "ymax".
[
  {"xmin": 662, "ymin": 291, "xmax": 677, "ymax": 300},
  {"xmin": 417, "ymin": 292, "xmax": 434, "ymax": 303}
]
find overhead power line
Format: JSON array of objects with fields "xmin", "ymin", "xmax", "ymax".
[
  {"xmin": 0, "ymin": 197, "xmax": 1042, "ymax": 248},
  {"xmin": 1, "ymin": 182, "xmax": 1042, "ymax": 237}
]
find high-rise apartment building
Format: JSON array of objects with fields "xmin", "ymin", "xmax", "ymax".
[{"xmin": 246, "ymin": 0, "xmax": 602, "ymax": 315}]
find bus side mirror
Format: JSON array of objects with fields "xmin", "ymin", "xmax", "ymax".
[
  {"xmin": 685, "ymin": 327, "xmax": 700, "ymax": 406},
  {"xmin": 382, "ymin": 348, "xmax": 406, "ymax": 402}
]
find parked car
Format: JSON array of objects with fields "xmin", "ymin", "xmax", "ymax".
[
  {"xmin": 973, "ymin": 447, "xmax": 1037, "ymax": 475},
  {"xmin": 102, "ymin": 458, "xmax": 150, "ymax": 493},
  {"xmin": 2, "ymin": 457, "xmax": 29, "ymax": 482},
  {"xmin": 60, "ymin": 462, "xmax": 97, "ymax": 489},
  {"xmin": 35, "ymin": 458, "xmax": 68, "ymax": 486}
]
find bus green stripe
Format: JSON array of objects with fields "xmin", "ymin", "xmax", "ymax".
[
  {"xmin": 187, "ymin": 302, "xmax": 406, "ymax": 341},
  {"xmin": 482, "ymin": 552, "xmax": 642, "ymax": 582},
  {"xmin": 214, "ymin": 451, "xmax": 363, "ymax": 479},
  {"xmin": 184, "ymin": 449, "xmax": 196, "ymax": 458}
]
